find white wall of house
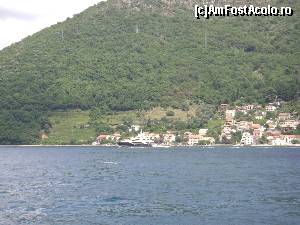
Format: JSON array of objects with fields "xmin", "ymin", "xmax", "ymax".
[{"xmin": 240, "ymin": 132, "xmax": 253, "ymax": 145}]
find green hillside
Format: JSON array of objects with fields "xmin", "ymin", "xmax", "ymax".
[{"xmin": 0, "ymin": 0, "xmax": 299, "ymax": 144}]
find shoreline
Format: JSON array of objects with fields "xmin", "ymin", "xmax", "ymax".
[{"xmin": 0, "ymin": 144, "xmax": 299, "ymax": 148}]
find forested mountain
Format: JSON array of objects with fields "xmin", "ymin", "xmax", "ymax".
[{"xmin": 0, "ymin": 0, "xmax": 299, "ymax": 144}]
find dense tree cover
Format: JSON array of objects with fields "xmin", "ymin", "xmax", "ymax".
[
  {"xmin": 0, "ymin": 110, "xmax": 49, "ymax": 144},
  {"xmin": 0, "ymin": 0, "xmax": 299, "ymax": 144}
]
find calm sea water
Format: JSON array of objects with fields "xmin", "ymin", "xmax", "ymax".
[{"xmin": 0, "ymin": 146, "xmax": 299, "ymax": 225}]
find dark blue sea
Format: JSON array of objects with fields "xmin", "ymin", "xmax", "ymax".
[{"xmin": 0, "ymin": 146, "xmax": 299, "ymax": 225}]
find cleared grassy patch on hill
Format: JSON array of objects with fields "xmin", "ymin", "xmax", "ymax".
[
  {"xmin": 93, "ymin": 106, "xmax": 198, "ymax": 126},
  {"xmin": 41, "ymin": 110, "xmax": 96, "ymax": 145},
  {"xmin": 41, "ymin": 106, "xmax": 200, "ymax": 144}
]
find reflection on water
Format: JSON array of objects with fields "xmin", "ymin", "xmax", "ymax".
[{"xmin": 0, "ymin": 147, "xmax": 299, "ymax": 225}]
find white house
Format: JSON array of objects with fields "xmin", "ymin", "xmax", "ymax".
[
  {"xmin": 280, "ymin": 120, "xmax": 299, "ymax": 130},
  {"xmin": 265, "ymin": 105, "xmax": 276, "ymax": 112},
  {"xmin": 163, "ymin": 133, "xmax": 176, "ymax": 144},
  {"xmin": 199, "ymin": 129, "xmax": 208, "ymax": 136},
  {"xmin": 240, "ymin": 132, "xmax": 253, "ymax": 145},
  {"xmin": 187, "ymin": 134, "xmax": 200, "ymax": 146},
  {"xmin": 271, "ymin": 136, "xmax": 287, "ymax": 146},
  {"xmin": 129, "ymin": 125, "xmax": 141, "ymax": 132}
]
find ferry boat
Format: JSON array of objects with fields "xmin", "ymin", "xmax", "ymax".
[{"xmin": 118, "ymin": 131, "xmax": 154, "ymax": 147}]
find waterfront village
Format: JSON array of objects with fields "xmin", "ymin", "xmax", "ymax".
[{"xmin": 92, "ymin": 101, "xmax": 300, "ymax": 147}]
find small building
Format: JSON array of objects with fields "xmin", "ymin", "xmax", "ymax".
[
  {"xmin": 283, "ymin": 135, "xmax": 300, "ymax": 145},
  {"xmin": 219, "ymin": 104, "xmax": 229, "ymax": 112},
  {"xmin": 148, "ymin": 133, "xmax": 160, "ymax": 140},
  {"xmin": 253, "ymin": 129, "xmax": 263, "ymax": 139},
  {"xmin": 240, "ymin": 132, "xmax": 253, "ymax": 145},
  {"xmin": 199, "ymin": 136, "xmax": 215, "ymax": 145},
  {"xmin": 199, "ymin": 129, "xmax": 208, "ymax": 136},
  {"xmin": 265, "ymin": 105, "xmax": 276, "ymax": 112},
  {"xmin": 187, "ymin": 134, "xmax": 201, "ymax": 146},
  {"xmin": 186, "ymin": 133, "xmax": 215, "ymax": 146},
  {"xmin": 95, "ymin": 132, "xmax": 121, "ymax": 144},
  {"xmin": 129, "ymin": 125, "xmax": 141, "ymax": 132},
  {"xmin": 251, "ymin": 123, "xmax": 261, "ymax": 130},
  {"xmin": 271, "ymin": 136, "xmax": 287, "ymax": 146},
  {"xmin": 252, "ymin": 129, "xmax": 263, "ymax": 144},
  {"xmin": 278, "ymin": 113, "xmax": 291, "ymax": 121},
  {"xmin": 225, "ymin": 110, "xmax": 236, "ymax": 121},
  {"xmin": 244, "ymin": 104, "xmax": 254, "ymax": 111},
  {"xmin": 163, "ymin": 133, "xmax": 176, "ymax": 144},
  {"xmin": 112, "ymin": 132, "xmax": 121, "ymax": 141},
  {"xmin": 221, "ymin": 126, "xmax": 234, "ymax": 140},
  {"xmin": 255, "ymin": 115, "xmax": 263, "ymax": 120},
  {"xmin": 97, "ymin": 134, "xmax": 110, "ymax": 142},
  {"xmin": 93, "ymin": 133, "xmax": 111, "ymax": 145},
  {"xmin": 269, "ymin": 135, "xmax": 300, "ymax": 145},
  {"xmin": 266, "ymin": 119, "xmax": 277, "ymax": 130},
  {"xmin": 266, "ymin": 130, "xmax": 282, "ymax": 137},
  {"xmin": 280, "ymin": 120, "xmax": 299, "ymax": 131},
  {"xmin": 225, "ymin": 110, "xmax": 235, "ymax": 126},
  {"xmin": 236, "ymin": 121, "xmax": 253, "ymax": 131}
]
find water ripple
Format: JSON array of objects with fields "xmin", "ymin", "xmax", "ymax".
[{"xmin": 0, "ymin": 146, "xmax": 299, "ymax": 225}]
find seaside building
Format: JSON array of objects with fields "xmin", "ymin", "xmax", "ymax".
[
  {"xmin": 97, "ymin": 134, "xmax": 110, "ymax": 142},
  {"xmin": 187, "ymin": 134, "xmax": 201, "ymax": 146},
  {"xmin": 268, "ymin": 134, "xmax": 300, "ymax": 146},
  {"xmin": 200, "ymin": 136, "xmax": 215, "ymax": 145},
  {"xmin": 221, "ymin": 126, "xmax": 235, "ymax": 140},
  {"xmin": 186, "ymin": 133, "xmax": 215, "ymax": 146},
  {"xmin": 113, "ymin": 133, "xmax": 121, "ymax": 141},
  {"xmin": 240, "ymin": 132, "xmax": 253, "ymax": 145},
  {"xmin": 283, "ymin": 135, "xmax": 300, "ymax": 145},
  {"xmin": 253, "ymin": 129, "xmax": 263, "ymax": 144},
  {"xmin": 94, "ymin": 132, "xmax": 121, "ymax": 144},
  {"xmin": 163, "ymin": 133, "xmax": 176, "ymax": 145},
  {"xmin": 270, "ymin": 136, "xmax": 286, "ymax": 146},
  {"xmin": 148, "ymin": 133, "xmax": 160, "ymax": 140}
]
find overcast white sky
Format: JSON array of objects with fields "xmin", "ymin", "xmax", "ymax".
[{"xmin": 0, "ymin": 0, "xmax": 104, "ymax": 49}]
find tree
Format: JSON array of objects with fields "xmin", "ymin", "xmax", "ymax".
[
  {"xmin": 166, "ymin": 111, "xmax": 175, "ymax": 116},
  {"xmin": 175, "ymin": 135, "xmax": 183, "ymax": 143},
  {"xmin": 95, "ymin": 123, "xmax": 114, "ymax": 134},
  {"xmin": 266, "ymin": 111, "xmax": 277, "ymax": 120},
  {"xmin": 231, "ymin": 131, "xmax": 242, "ymax": 144},
  {"xmin": 221, "ymin": 136, "xmax": 233, "ymax": 145},
  {"xmin": 291, "ymin": 139, "xmax": 300, "ymax": 144},
  {"xmin": 259, "ymin": 135, "xmax": 268, "ymax": 144},
  {"xmin": 198, "ymin": 140, "xmax": 211, "ymax": 145},
  {"xmin": 181, "ymin": 101, "xmax": 190, "ymax": 111}
]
